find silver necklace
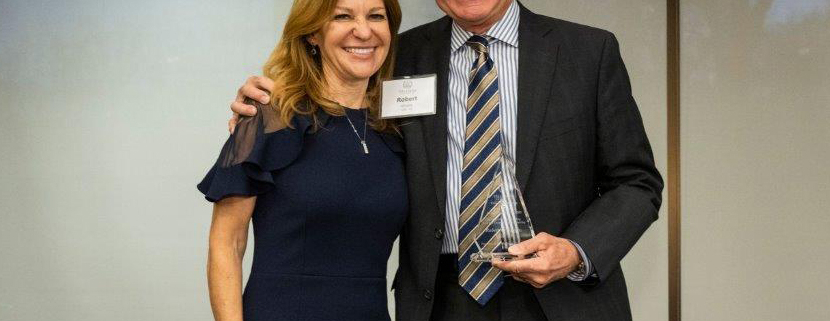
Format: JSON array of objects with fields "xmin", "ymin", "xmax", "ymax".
[{"xmin": 343, "ymin": 107, "xmax": 369, "ymax": 154}]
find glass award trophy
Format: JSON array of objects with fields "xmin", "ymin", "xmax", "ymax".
[{"xmin": 469, "ymin": 156, "xmax": 536, "ymax": 262}]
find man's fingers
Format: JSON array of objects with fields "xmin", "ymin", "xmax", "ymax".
[
  {"xmin": 491, "ymin": 258, "xmax": 512, "ymax": 271},
  {"xmin": 498, "ymin": 259, "xmax": 565, "ymax": 289},
  {"xmin": 230, "ymin": 101, "xmax": 258, "ymax": 117},
  {"xmin": 512, "ymin": 275, "xmax": 537, "ymax": 287},
  {"xmin": 524, "ymin": 271, "xmax": 553, "ymax": 286},
  {"xmin": 511, "ymin": 273, "xmax": 546, "ymax": 288},
  {"xmin": 227, "ymin": 75, "xmax": 272, "ymax": 134},
  {"xmin": 228, "ymin": 113, "xmax": 239, "ymax": 134},
  {"xmin": 243, "ymin": 76, "xmax": 274, "ymax": 104},
  {"xmin": 507, "ymin": 240, "xmax": 536, "ymax": 256},
  {"xmin": 240, "ymin": 85, "xmax": 271, "ymax": 105},
  {"xmin": 252, "ymin": 76, "xmax": 275, "ymax": 93},
  {"xmin": 231, "ymin": 79, "xmax": 258, "ymax": 116},
  {"xmin": 508, "ymin": 232, "xmax": 553, "ymax": 256},
  {"xmin": 491, "ymin": 257, "xmax": 519, "ymax": 271},
  {"xmin": 492, "ymin": 256, "xmax": 542, "ymax": 274}
]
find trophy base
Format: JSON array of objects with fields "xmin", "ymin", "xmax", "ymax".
[{"xmin": 470, "ymin": 252, "xmax": 534, "ymax": 262}]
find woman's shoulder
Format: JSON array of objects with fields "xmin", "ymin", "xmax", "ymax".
[
  {"xmin": 255, "ymin": 98, "xmax": 328, "ymax": 132},
  {"xmin": 227, "ymin": 98, "xmax": 315, "ymax": 165},
  {"xmin": 196, "ymin": 99, "xmax": 314, "ymax": 202}
]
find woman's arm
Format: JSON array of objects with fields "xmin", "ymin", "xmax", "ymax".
[{"xmin": 208, "ymin": 196, "xmax": 256, "ymax": 321}]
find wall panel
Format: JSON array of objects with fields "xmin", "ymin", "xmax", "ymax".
[{"xmin": 680, "ymin": 1, "xmax": 830, "ymax": 320}]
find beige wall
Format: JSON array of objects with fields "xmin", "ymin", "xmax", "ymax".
[
  {"xmin": 0, "ymin": 1, "xmax": 294, "ymax": 320},
  {"xmin": 681, "ymin": 1, "xmax": 830, "ymax": 320}
]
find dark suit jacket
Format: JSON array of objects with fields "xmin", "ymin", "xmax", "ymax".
[{"xmin": 391, "ymin": 3, "xmax": 664, "ymax": 321}]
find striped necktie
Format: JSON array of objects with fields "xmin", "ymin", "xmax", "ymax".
[{"xmin": 457, "ymin": 35, "xmax": 504, "ymax": 305}]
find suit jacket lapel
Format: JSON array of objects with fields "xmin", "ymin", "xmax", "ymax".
[
  {"xmin": 422, "ymin": 18, "xmax": 452, "ymax": 219},
  {"xmin": 516, "ymin": 6, "xmax": 559, "ymax": 190}
]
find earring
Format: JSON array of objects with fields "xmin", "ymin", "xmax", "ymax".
[{"xmin": 311, "ymin": 46, "xmax": 317, "ymax": 55}]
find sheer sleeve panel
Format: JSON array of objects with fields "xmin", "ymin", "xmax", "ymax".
[{"xmin": 197, "ymin": 100, "xmax": 307, "ymax": 202}]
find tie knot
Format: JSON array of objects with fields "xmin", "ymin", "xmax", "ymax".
[{"xmin": 466, "ymin": 35, "xmax": 490, "ymax": 54}]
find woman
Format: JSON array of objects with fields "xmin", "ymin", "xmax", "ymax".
[{"xmin": 197, "ymin": 0, "xmax": 405, "ymax": 320}]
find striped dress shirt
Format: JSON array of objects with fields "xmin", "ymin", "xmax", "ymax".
[
  {"xmin": 439, "ymin": 0, "xmax": 593, "ymax": 281},
  {"xmin": 442, "ymin": 0, "xmax": 520, "ymax": 255}
]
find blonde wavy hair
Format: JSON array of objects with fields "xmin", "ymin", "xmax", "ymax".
[{"xmin": 263, "ymin": 0, "xmax": 402, "ymax": 132}]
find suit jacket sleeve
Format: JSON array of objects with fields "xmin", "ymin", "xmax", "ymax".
[{"xmin": 560, "ymin": 32, "xmax": 664, "ymax": 283}]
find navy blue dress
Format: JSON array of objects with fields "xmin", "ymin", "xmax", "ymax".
[{"xmin": 198, "ymin": 106, "xmax": 407, "ymax": 321}]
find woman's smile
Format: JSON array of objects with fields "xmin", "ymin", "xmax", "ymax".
[{"xmin": 343, "ymin": 46, "xmax": 377, "ymax": 58}]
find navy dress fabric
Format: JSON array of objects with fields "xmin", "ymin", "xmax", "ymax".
[{"xmin": 198, "ymin": 107, "xmax": 408, "ymax": 321}]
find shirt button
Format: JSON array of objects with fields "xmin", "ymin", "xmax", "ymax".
[
  {"xmin": 423, "ymin": 290, "xmax": 433, "ymax": 300},
  {"xmin": 434, "ymin": 228, "xmax": 444, "ymax": 240}
]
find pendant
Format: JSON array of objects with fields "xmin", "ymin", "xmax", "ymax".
[{"xmin": 361, "ymin": 141, "xmax": 369, "ymax": 154}]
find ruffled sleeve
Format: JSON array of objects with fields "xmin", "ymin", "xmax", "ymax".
[{"xmin": 197, "ymin": 101, "xmax": 312, "ymax": 202}]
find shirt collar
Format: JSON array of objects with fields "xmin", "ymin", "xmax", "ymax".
[{"xmin": 450, "ymin": 0, "xmax": 520, "ymax": 52}]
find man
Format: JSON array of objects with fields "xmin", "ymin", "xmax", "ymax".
[{"xmin": 230, "ymin": 0, "xmax": 662, "ymax": 320}]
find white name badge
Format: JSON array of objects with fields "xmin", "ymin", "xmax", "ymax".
[{"xmin": 381, "ymin": 74, "xmax": 437, "ymax": 119}]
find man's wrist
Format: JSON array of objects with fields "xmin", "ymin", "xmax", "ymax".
[{"xmin": 566, "ymin": 240, "xmax": 592, "ymax": 282}]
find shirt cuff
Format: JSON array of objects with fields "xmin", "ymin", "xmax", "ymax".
[{"xmin": 566, "ymin": 240, "xmax": 596, "ymax": 282}]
